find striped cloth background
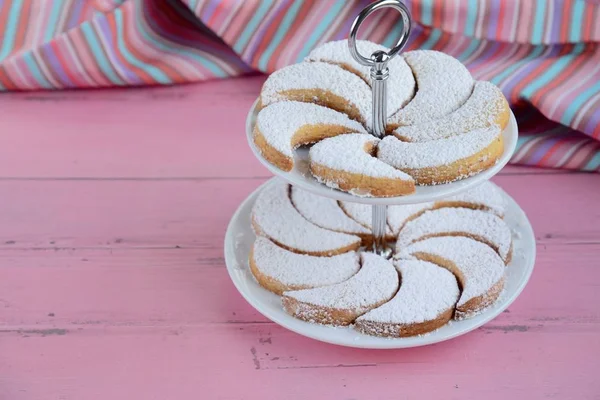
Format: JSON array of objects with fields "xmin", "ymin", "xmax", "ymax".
[{"xmin": 0, "ymin": 0, "xmax": 599, "ymax": 171}]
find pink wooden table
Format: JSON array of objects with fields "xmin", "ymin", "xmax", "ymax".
[{"xmin": 0, "ymin": 76, "xmax": 599, "ymax": 400}]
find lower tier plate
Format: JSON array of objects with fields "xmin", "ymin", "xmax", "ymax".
[{"xmin": 224, "ymin": 178, "xmax": 536, "ymax": 349}]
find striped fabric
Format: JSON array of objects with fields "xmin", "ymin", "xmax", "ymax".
[{"xmin": 0, "ymin": 0, "xmax": 599, "ymax": 171}]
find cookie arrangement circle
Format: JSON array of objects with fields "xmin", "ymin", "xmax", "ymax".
[
  {"xmin": 231, "ymin": 22, "xmax": 531, "ymax": 346},
  {"xmin": 253, "ymin": 39, "xmax": 512, "ymax": 198},
  {"xmin": 248, "ymin": 180, "xmax": 516, "ymax": 337}
]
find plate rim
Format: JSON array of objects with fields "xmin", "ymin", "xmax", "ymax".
[
  {"xmin": 224, "ymin": 178, "xmax": 536, "ymax": 349},
  {"xmin": 245, "ymin": 98, "xmax": 519, "ymax": 206}
]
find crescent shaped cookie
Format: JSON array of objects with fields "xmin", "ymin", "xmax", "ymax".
[
  {"xmin": 290, "ymin": 186, "xmax": 370, "ymax": 240},
  {"xmin": 398, "ymin": 236, "xmax": 505, "ymax": 319},
  {"xmin": 259, "ymin": 61, "xmax": 372, "ymax": 127},
  {"xmin": 396, "ymin": 208, "xmax": 513, "ymax": 264},
  {"xmin": 435, "ymin": 181, "xmax": 505, "ymax": 218},
  {"xmin": 252, "ymin": 181, "xmax": 361, "ymax": 256},
  {"xmin": 387, "ymin": 203, "xmax": 435, "ymax": 236},
  {"xmin": 387, "ymin": 182, "xmax": 505, "ymax": 236},
  {"xmin": 306, "ymin": 39, "xmax": 415, "ymax": 116},
  {"xmin": 249, "ymin": 237, "xmax": 360, "ymax": 295},
  {"xmin": 377, "ymin": 126, "xmax": 504, "ymax": 185},
  {"xmin": 338, "ymin": 201, "xmax": 395, "ymax": 239},
  {"xmin": 282, "ymin": 252, "xmax": 399, "ymax": 326},
  {"xmin": 392, "ymin": 81, "xmax": 510, "ymax": 142},
  {"xmin": 254, "ymin": 101, "xmax": 366, "ymax": 171},
  {"xmin": 309, "ymin": 133, "xmax": 416, "ymax": 196},
  {"xmin": 355, "ymin": 260, "xmax": 460, "ymax": 337},
  {"xmin": 388, "ymin": 50, "xmax": 474, "ymax": 129}
]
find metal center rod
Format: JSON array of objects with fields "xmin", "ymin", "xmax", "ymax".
[
  {"xmin": 370, "ymin": 53, "xmax": 392, "ymax": 257},
  {"xmin": 372, "ymin": 204, "xmax": 391, "ymax": 258},
  {"xmin": 348, "ymin": 0, "xmax": 412, "ymax": 258},
  {"xmin": 370, "ymin": 54, "xmax": 388, "ymax": 139}
]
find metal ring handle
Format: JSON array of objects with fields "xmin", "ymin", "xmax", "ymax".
[{"xmin": 348, "ymin": 0, "xmax": 412, "ymax": 68}]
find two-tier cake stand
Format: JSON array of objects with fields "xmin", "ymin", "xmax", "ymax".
[{"xmin": 224, "ymin": 0, "xmax": 535, "ymax": 348}]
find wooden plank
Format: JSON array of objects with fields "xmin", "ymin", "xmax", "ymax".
[
  {"xmin": 0, "ymin": 249, "xmax": 264, "ymax": 326},
  {"xmin": 0, "ymin": 175, "xmax": 596, "ymax": 251},
  {"xmin": 493, "ymin": 173, "xmax": 600, "ymax": 244},
  {"xmin": 0, "ymin": 77, "xmax": 267, "ymax": 179},
  {"xmin": 0, "ymin": 179, "xmax": 265, "ymax": 249},
  {"xmin": 0, "ymin": 323, "xmax": 598, "ymax": 400},
  {"xmin": 0, "ymin": 243, "xmax": 597, "ymax": 326}
]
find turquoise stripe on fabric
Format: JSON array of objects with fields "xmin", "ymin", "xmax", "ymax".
[
  {"xmin": 114, "ymin": 9, "xmax": 170, "ymax": 84},
  {"xmin": 0, "ymin": 0, "xmax": 23, "ymax": 62},
  {"xmin": 186, "ymin": 0, "xmax": 199, "ymax": 11},
  {"xmin": 44, "ymin": 1, "xmax": 62, "ymax": 43},
  {"xmin": 297, "ymin": 1, "xmax": 345, "ymax": 61},
  {"xmin": 382, "ymin": 20, "xmax": 408, "ymax": 48},
  {"xmin": 561, "ymin": 80, "xmax": 600, "ymax": 126},
  {"xmin": 490, "ymin": 45, "xmax": 545, "ymax": 85},
  {"xmin": 233, "ymin": 1, "xmax": 273, "ymax": 53},
  {"xmin": 80, "ymin": 23, "xmax": 125, "ymax": 85},
  {"xmin": 464, "ymin": 0, "xmax": 478, "ymax": 37},
  {"xmin": 258, "ymin": 0, "xmax": 303, "ymax": 70},
  {"xmin": 456, "ymin": 38, "xmax": 481, "ymax": 62},
  {"xmin": 22, "ymin": 52, "xmax": 53, "ymax": 89},
  {"xmin": 515, "ymin": 135, "xmax": 530, "ymax": 150},
  {"xmin": 133, "ymin": 2, "xmax": 227, "ymax": 77},
  {"xmin": 570, "ymin": 0, "xmax": 585, "ymax": 42},
  {"xmin": 531, "ymin": 0, "xmax": 547, "ymax": 44},
  {"xmin": 585, "ymin": 151, "xmax": 600, "ymax": 171},
  {"xmin": 421, "ymin": 0, "xmax": 432, "ymax": 26},
  {"xmin": 521, "ymin": 44, "xmax": 585, "ymax": 98},
  {"xmin": 419, "ymin": 28, "xmax": 441, "ymax": 50}
]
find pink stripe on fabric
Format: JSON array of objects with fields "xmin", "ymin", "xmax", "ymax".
[
  {"xmin": 547, "ymin": 57, "xmax": 600, "ymax": 120},
  {"xmin": 121, "ymin": 1, "xmax": 200, "ymax": 81},
  {"xmin": 240, "ymin": 3, "xmax": 282, "ymax": 60},
  {"xmin": 221, "ymin": 2, "xmax": 256, "ymax": 44},
  {"xmin": 280, "ymin": 1, "xmax": 329, "ymax": 67},
  {"xmin": 516, "ymin": 1, "xmax": 533, "ymax": 43},
  {"xmin": 68, "ymin": 29, "xmax": 113, "ymax": 87},
  {"xmin": 8, "ymin": 58, "xmax": 36, "ymax": 89}
]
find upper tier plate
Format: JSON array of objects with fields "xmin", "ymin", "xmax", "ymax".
[{"xmin": 246, "ymin": 99, "xmax": 519, "ymax": 205}]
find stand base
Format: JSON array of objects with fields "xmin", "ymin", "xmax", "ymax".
[{"xmin": 225, "ymin": 178, "xmax": 536, "ymax": 349}]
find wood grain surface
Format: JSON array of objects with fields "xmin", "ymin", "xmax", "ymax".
[{"xmin": 0, "ymin": 76, "xmax": 598, "ymax": 400}]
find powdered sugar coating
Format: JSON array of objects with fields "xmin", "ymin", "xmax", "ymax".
[
  {"xmin": 387, "ymin": 203, "xmax": 435, "ymax": 236},
  {"xmin": 252, "ymin": 237, "xmax": 360, "ymax": 288},
  {"xmin": 252, "ymin": 181, "xmax": 360, "ymax": 254},
  {"xmin": 260, "ymin": 61, "xmax": 372, "ymax": 128},
  {"xmin": 393, "ymin": 81, "xmax": 507, "ymax": 142},
  {"xmin": 377, "ymin": 125, "xmax": 501, "ymax": 169},
  {"xmin": 396, "ymin": 208, "xmax": 512, "ymax": 262},
  {"xmin": 356, "ymin": 260, "xmax": 459, "ymax": 324},
  {"xmin": 256, "ymin": 101, "xmax": 366, "ymax": 158},
  {"xmin": 397, "ymin": 236, "xmax": 505, "ymax": 309},
  {"xmin": 440, "ymin": 181, "xmax": 505, "ymax": 217},
  {"xmin": 310, "ymin": 134, "xmax": 414, "ymax": 179},
  {"xmin": 283, "ymin": 252, "xmax": 399, "ymax": 312},
  {"xmin": 390, "ymin": 50, "xmax": 474, "ymax": 126},
  {"xmin": 339, "ymin": 201, "xmax": 394, "ymax": 236},
  {"xmin": 291, "ymin": 186, "xmax": 369, "ymax": 236},
  {"xmin": 306, "ymin": 39, "xmax": 415, "ymax": 116},
  {"xmin": 387, "ymin": 182, "xmax": 506, "ymax": 236}
]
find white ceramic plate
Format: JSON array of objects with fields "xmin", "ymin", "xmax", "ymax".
[
  {"xmin": 246, "ymin": 99, "xmax": 519, "ymax": 205},
  {"xmin": 224, "ymin": 178, "xmax": 536, "ymax": 349}
]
